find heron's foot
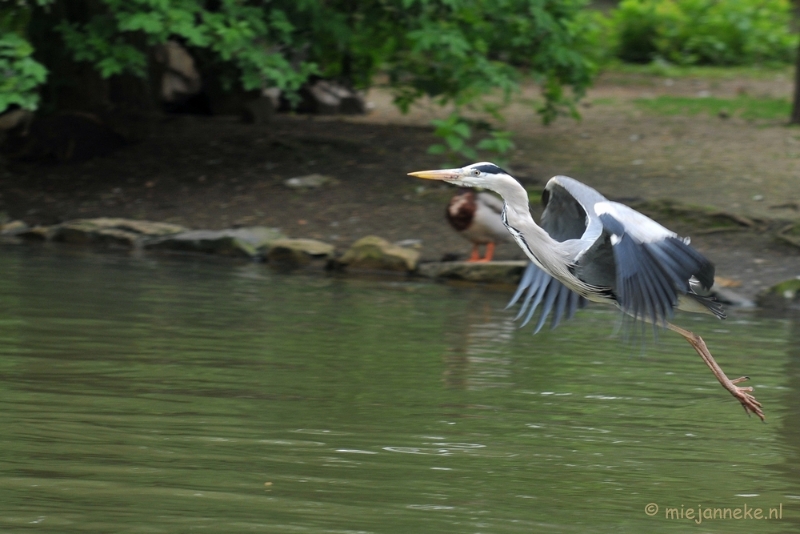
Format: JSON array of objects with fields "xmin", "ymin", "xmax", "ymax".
[
  {"xmin": 725, "ymin": 377, "xmax": 764, "ymax": 422},
  {"xmin": 467, "ymin": 257, "xmax": 491, "ymax": 263}
]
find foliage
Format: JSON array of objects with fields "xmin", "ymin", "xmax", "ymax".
[
  {"xmin": 1, "ymin": 1, "xmax": 50, "ymax": 111},
  {"xmin": 428, "ymin": 113, "xmax": 515, "ymax": 166},
  {"xmin": 429, "ymin": 114, "xmax": 477, "ymax": 161},
  {"xmin": 376, "ymin": 0, "xmax": 597, "ymax": 124},
  {"xmin": 55, "ymin": 0, "xmax": 315, "ymax": 93},
  {"xmin": 0, "ymin": 32, "xmax": 48, "ymax": 112},
  {"xmin": 634, "ymin": 94, "xmax": 791, "ymax": 121},
  {"xmin": 476, "ymin": 130, "xmax": 515, "ymax": 161},
  {"xmin": 612, "ymin": 0, "xmax": 797, "ymax": 66},
  {"xmin": 0, "ymin": 0, "xmax": 597, "ymax": 136}
]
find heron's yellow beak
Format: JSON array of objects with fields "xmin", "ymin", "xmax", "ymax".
[{"xmin": 408, "ymin": 169, "xmax": 459, "ymax": 181}]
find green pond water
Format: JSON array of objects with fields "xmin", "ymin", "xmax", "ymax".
[{"xmin": 1, "ymin": 247, "xmax": 799, "ymax": 533}]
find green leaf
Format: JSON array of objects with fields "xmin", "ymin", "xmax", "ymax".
[
  {"xmin": 117, "ymin": 11, "xmax": 164, "ymax": 34},
  {"xmin": 452, "ymin": 121, "xmax": 471, "ymax": 139},
  {"xmin": 445, "ymin": 135, "xmax": 464, "ymax": 152}
]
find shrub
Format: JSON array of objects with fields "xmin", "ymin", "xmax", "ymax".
[
  {"xmin": 0, "ymin": 6, "xmax": 47, "ymax": 112},
  {"xmin": 613, "ymin": 0, "xmax": 797, "ymax": 65}
]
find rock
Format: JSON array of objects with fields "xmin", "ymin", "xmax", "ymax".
[
  {"xmin": 339, "ymin": 236, "xmax": 420, "ymax": 272},
  {"xmin": 284, "ymin": 173, "xmax": 337, "ymax": 189},
  {"xmin": 266, "ymin": 238, "xmax": 335, "ymax": 266},
  {"xmin": 290, "ymin": 79, "xmax": 366, "ymax": 115},
  {"xmin": 339, "ymin": 94, "xmax": 366, "ymax": 115},
  {"xmin": 306, "ymin": 81, "xmax": 341, "ymax": 114},
  {"xmin": 16, "ymin": 226, "xmax": 52, "ymax": 241},
  {"xmin": 145, "ymin": 226, "xmax": 285, "ymax": 258},
  {"xmin": 155, "ymin": 40, "xmax": 205, "ymax": 114},
  {"xmin": 0, "ymin": 220, "xmax": 28, "ymax": 235},
  {"xmin": 418, "ymin": 261, "xmax": 528, "ymax": 284},
  {"xmin": 757, "ymin": 278, "xmax": 800, "ymax": 311},
  {"xmin": 0, "ymin": 219, "xmax": 28, "ymax": 244},
  {"xmin": 52, "ymin": 218, "xmax": 186, "ymax": 247}
]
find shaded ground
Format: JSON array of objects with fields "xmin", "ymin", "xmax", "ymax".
[{"xmin": 1, "ymin": 68, "xmax": 799, "ymax": 300}]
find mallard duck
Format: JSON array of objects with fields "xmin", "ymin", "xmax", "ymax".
[{"xmin": 446, "ymin": 188, "xmax": 511, "ymax": 262}]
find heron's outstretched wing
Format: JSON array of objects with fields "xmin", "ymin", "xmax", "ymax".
[
  {"xmin": 507, "ymin": 262, "xmax": 586, "ymax": 333},
  {"xmin": 541, "ymin": 176, "xmax": 607, "ymax": 247},
  {"xmin": 590, "ymin": 201, "xmax": 720, "ymax": 324},
  {"xmin": 507, "ymin": 176, "xmax": 599, "ymax": 332}
]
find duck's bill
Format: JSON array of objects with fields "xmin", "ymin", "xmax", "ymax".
[{"xmin": 407, "ymin": 169, "xmax": 459, "ymax": 181}]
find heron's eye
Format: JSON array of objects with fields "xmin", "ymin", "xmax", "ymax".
[{"xmin": 471, "ymin": 169, "xmax": 480, "ymax": 177}]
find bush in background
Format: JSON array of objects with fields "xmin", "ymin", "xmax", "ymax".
[{"xmin": 612, "ymin": 0, "xmax": 797, "ymax": 66}]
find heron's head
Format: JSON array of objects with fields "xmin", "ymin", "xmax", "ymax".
[{"xmin": 408, "ymin": 162, "xmax": 512, "ymax": 190}]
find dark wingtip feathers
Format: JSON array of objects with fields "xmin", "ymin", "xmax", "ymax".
[
  {"xmin": 600, "ymin": 212, "xmax": 720, "ymax": 325},
  {"xmin": 507, "ymin": 262, "xmax": 586, "ymax": 334}
]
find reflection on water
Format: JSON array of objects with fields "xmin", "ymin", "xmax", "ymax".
[
  {"xmin": 441, "ymin": 289, "xmax": 517, "ymax": 390},
  {"xmin": 0, "ymin": 247, "xmax": 798, "ymax": 533}
]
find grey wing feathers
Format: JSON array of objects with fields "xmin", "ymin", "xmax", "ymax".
[
  {"xmin": 507, "ymin": 262, "xmax": 587, "ymax": 334},
  {"xmin": 507, "ymin": 176, "xmax": 597, "ymax": 333},
  {"xmin": 541, "ymin": 179, "xmax": 593, "ymax": 242},
  {"xmin": 543, "ymin": 176, "xmax": 606, "ymax": 245},
  {"xmin": 597, "ymin": 213, "xmax": 722, "ymax": 324}
]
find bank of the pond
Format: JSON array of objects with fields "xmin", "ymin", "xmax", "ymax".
[
  {"xmin": 0, "ymin": 215, "xmax": 525, "ymax": 284},
  {"xmin": 2, "ymin": 72, "xmax": 800, "ymax": 307},
  {"xmin": 2, "ymin": 212, "xmax": 799, "ymax": 311}
]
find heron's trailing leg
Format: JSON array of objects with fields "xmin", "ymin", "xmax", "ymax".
[
  {"xmin": 467, "ymin": 242, "xmax": 495, "ymax": 263},
  {"xmin": 667, "ymin": 322, "xmax": 764, "ymax": 421}
]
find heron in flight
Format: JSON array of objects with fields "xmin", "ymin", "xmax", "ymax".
[
  {"xmin": 447, "ymin": 189, "xmax": 512, "ymax": 262},
  {"xmin": 409, "ymin": 162, "xmax": 764, "ymax": 421}
]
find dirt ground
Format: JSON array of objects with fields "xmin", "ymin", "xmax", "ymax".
[{"xmin": 1, "ymin": 69, "xmax": 799, "ymax": 301}]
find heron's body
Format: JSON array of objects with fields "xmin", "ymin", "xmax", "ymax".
[
  {"xmin": 446, "ymin": 189, "xmax": 511, "ymax": 262},
  {"xmin": 503, "ymin": 174, "xmax": 724, "ymax": 328},
  {"xmin": 409, "ymin": 162, "xmax": 764, "ymax": 421}
]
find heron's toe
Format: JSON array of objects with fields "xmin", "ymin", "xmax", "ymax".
[{"xmin": 732, "ymin": 387, "xmax": 764, "ymax": 421}]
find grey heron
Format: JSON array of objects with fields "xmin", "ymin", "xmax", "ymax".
[
  {"xmin": 447, "ymin": 189, "xmax": 512, "ymax": 262},
  {"xmin": 409, "ymin": 162, "xmax": 764, "ymax": 421}
]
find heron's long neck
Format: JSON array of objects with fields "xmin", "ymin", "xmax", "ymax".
[
  {"xmin": 492, "ymin": 177, "xmax": 568, "ymax": 272},
  {"xmin": 503, "ymin": 201, "xmax": 561, "ymax": 253},
  {"xmin": 493, "ymin": 177, "xmax": 558, "ymax": 245}
]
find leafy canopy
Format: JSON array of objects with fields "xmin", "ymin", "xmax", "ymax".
[{"xmin": 2, "ymin": 0, "xmax": 595, "ymax": 129}]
